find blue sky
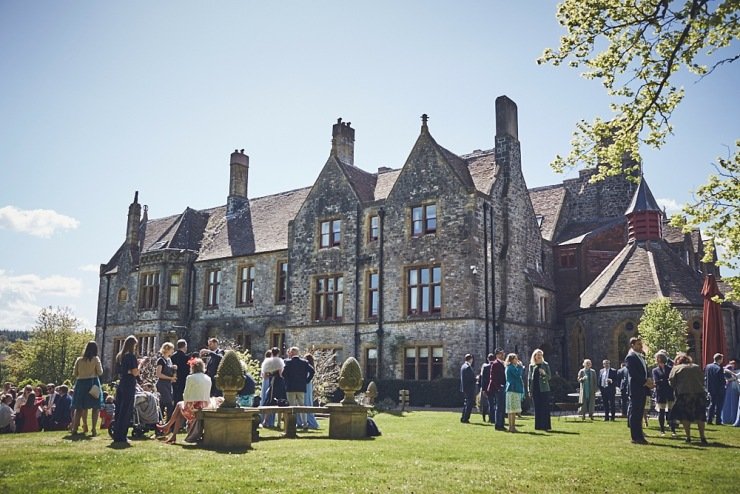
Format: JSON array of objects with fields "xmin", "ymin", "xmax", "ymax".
[{"xmin": 1, "ymin": 1, "xmax": 738, "ymax": 331}]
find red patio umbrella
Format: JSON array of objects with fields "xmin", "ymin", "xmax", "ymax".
[{"xmin": 701, "ymin": 274, "xmax": 728, "ymax": 368}]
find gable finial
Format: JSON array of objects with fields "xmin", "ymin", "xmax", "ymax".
[{"xmin": 421, "ymin": 113, "xmax": 429, "ymax": 133}]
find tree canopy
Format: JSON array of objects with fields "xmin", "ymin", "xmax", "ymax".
[
  {"xmin": 638, "ymin": 297, "xmax": 688, "ymax": 359},
  {"xmin": 4, "ymin": 307, "xmax": 92, "ymax": 385},
  {"xmin": 541, "ymin": 0, "xmax": 740, "ymax": 298},
  {"xmin": 540, "ymin": 0, "xmax": 739, "ymax": 178}
]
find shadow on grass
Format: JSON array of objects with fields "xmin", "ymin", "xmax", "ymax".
[
  {"xmin": 545, "ymin": 429, "xmax": 580, "ymax": 435},
  {"xmin": 375, "ymin": 410, "xmax": 407, "ymax": 417},
  {"xmin": 106, "ymin": 441, "xmax": 132, "ymax": 449},
  {"xmin": 63, "ymin": 433, "xmax": 92, "ymax": 442}
]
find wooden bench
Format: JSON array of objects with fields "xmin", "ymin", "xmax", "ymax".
[{"xmin": 257, "ymin": 406, "xmax": 329, "ymax": 438}]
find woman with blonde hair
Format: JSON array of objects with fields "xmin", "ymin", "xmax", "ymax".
[
  {"xmin": 157, "ymin": 357, "xmax": 211, "ymax": 444},
  {"xmin": 112, "ymin": 335, "xmax": 139, "ymax": 444},
  {"xmin": 505, "ymin": 353, "xmax": 524, "ymax": 433},
  {"xmin": 156, "ymin": 342, "xmax": 177, "ymax": 421},
  {"xmin": 71, "ymin": 340, "xmax": 104, "ymax": 435},
  {"xmin": 528, "ymin": 348, "xmax": 552, "ymax": 431},
  {"xmin": 578, "ymin": 359, "xmax": 597, "ymax": 420}
]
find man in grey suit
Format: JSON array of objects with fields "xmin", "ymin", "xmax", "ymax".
[{"xmin": 460, "ymin": 354, "xmax": 476, "ymax": 423}]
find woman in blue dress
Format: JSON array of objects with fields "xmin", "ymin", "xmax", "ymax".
[
  {"xmin": 71, "ymin": 340, "xmax": 104, "ymax": 435},
  {"xmin": 505, "ymin": 353, "xmax": 524, "ymax": 433},
  {"xmin": 303, "ymin": 353, "xmax": 320, "ymax": 429},
  {"xmin": 112, "ymin": 335, "xmax": 139, "ymax": 444},
  {"xmin": 720, "ymin": 360, "xmax": 739, "ymax": 425}
]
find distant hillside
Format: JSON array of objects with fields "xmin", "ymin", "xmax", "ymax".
[{"xmin": 0, "ymin": 329, "xmax": 30, "ymax": 343}]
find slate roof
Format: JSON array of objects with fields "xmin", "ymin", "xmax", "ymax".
[
  {"xmin": 625, "ymin": 179, "xmax": 661, "ymax": 214},
  {"xmin": 462, "ymin": 149, "xmax": 498, "ymax": 194},
  {"xmin": 528, "ymin": 184, "xmax": 567, "ymax": 242},
  {"xmin": 662, "ymin": 220, "xmax": 686, "ymax": 244},
  {"xmin": 337, "ymin": 161, "xmax": 377, "ymax": 203},
  {"xmin": 573, "ymin": 240, "xmax": 705, "ymax": 312},
  {"xmin": 555, "ymin": 217, "xmax": 624, "ymax": 246}
]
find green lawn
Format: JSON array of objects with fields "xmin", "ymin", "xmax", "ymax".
[{"xmin": 0, "ymin": 411, "xmax": 737, "ymax": 493}]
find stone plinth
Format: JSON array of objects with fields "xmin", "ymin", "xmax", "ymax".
[
  {"xmin": 326, "ymin": 404, "xmax": 368, "ymax": 439},
  {"xmin": 200, "ymin": 408, "xmax": 259, "ymax": 450}
]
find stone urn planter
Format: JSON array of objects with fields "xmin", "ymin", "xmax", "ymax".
[
  {"xmin": 215, "ymin": 350, "xmax": 245, "ymax": 408},
  {"xmin": 328, "ymin": 357, "xmax": 369, "ymax": 439},
  {"xmin": 200, "ymin": 350, "xmax": 257, "ymax": 450},
  {"xmin": 338, "ymin": 357, "xmax": 363, "ymax": 405}
]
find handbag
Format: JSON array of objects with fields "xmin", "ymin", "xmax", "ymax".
[{"xmin": 89, "ymin": 384, "xmax": 101, "ymax": 399}]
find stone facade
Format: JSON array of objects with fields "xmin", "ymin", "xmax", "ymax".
[{"xmin": 96, "ymin": 95, "xmax": 738, "ymax": 383}]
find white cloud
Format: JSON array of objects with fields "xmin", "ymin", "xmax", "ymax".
[
  {"xmin": 79, "ymin": 264, "xmax": 100, "ymax": 273},
  {"xmin": 0, "ymin": 270, "xmax": 83, "ymax": 330},
  {"xmin": 0, "ymin": 205, "xmax": 79, "ymax": 238},
  {"xmin": 656, "ymin": 198, "xmax": 683, "ymax": 215}
]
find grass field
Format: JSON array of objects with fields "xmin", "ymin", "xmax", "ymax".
[{"xmin": 0, "ymin": 410, "xmax": 737, "ymax": 493}]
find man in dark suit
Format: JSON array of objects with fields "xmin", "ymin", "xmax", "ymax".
[
  {"xmin": 51, "ymin": 384, "xmax": 72, "ymax": 431},
  {"xmin": 486, "ymin": 348, "xmax": 507, "ymax": 430},
  {"xmin": 459, "ymin": 354, "xmax": 476, "ymax": 423},
  {"xmin": 201, "ymin": 338, "xmax": 224, "ymax": 397},
  {"xmin": 41, "ymin": 383, "xmax": 60, "ymax": 431},
  {"xmin": 282, "ymin": 347, "xmax": 314, "ymax": 428},
  {"xmin": 599, "ymin": 359, "xmax": 618, "ymax": 421},
  {"xmin": 479, "ymin": 354, "xmax": 494, "ymax": 422},
  {"xmin": 617, "ymin": 362, "xmax": 630, "ymax": 418},
  {"xmin": 705, "ymin": 353, "xmax": 726, "ymax": 425},
  {"xmin": 625, "ymin": 337, "xmax": 653, "ymax": 444},
  {"xmin": 171, "ymin": 339, "xmax": 189, "ymax": 404}
]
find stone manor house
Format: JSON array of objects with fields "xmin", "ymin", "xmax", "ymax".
[{"xmin": 95, "ymin": 95, "xmax": 739, "ymax": 381}]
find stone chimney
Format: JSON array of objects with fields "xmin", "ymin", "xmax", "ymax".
[
  {"xmin": 126, "ymin": 191, "xmax": 141, "ymax": 246},
  {"xmin": 331, "ymin": 118, "xmax": 355, "ymax": 166},
  {"xmin": 496, "ymin": 95, "xmax": 518, "ymax": 141},
  {"xmin": 228, "ymin": 149, "xmax": 249, "ymax": 213}
]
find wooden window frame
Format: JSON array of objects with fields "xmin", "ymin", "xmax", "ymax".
[
  {"xmin": 138, "ymin": 271, "xmax": 160, "ymax": 310},
  {"xmin": 237, "ymin": 265, "xmax": 256, "ymax": 307},
  {"xmin": 411, "ymin": 204, "xmax": 437, "ymax": 237},
  {"xmin": 406, "ymin": 265, "xmax": 442, "ymax": 315},
  {"xmin": 364, "ymin": 347, "xmax": 378, "ymax": 382},
  {"xmin": 367, "ymin": 271, "xmax": 379, "ymax": 319},
  {"xmin": 320, "ymin": 219, "xmax": 342, "ymax": 248},
  {"xmin": 276, "ymin": 261, "xmax": 288, "ymax": 304},
  {"xmin": 313, "ymin": 274, "xmax": 344, "ymax": 322},
  {"xmin": 403, "ymin": 345, "xmax": 443, "ymax": 380},
  {"xmin": 368, "ymin": 215, "xmax": 379, "ymax": 242},
  {"xmin": 167, "ymin": 271, "xmax": 181, "ymax": 309},
  {"xmin": 559, "ymin": 248, "xmax": 576, "ymax": 269},
  {"xmin": 205, "ymin": 268, "xmax": 221, "ymax": 309}
]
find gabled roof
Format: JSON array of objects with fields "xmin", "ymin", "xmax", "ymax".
[
  {"xmin": 374, "ymin": 169, "xmax": 402, "ymax": 201},
  {"xmin": 529, "ymin": 184, "xmax": 567, "ymax": 242},
  {"xmin": 573, "ymin": 240, "xmax": 704, "ymax": 311},
  {"xmin": 337, "ymin": 161, "xmax": 377, "ymax": 203},
  {"xmin": 463, "ymin": 149, "xmax": 497, "ymax": 194},
  {"xmin": 436, "ymin": 141, "xmax": 476, "ymax": 191}
]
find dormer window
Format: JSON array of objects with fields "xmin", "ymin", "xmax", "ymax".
[
  {"xmin": 411, "ymin": 204, "xmax": 437, "ymax": 237},
  {"xmin": 320, "ymin": 219, "xmax": 342, "ymax": 248}
]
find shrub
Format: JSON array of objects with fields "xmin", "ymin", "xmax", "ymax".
[{"xmin": 371, "ymin": 378, "xmax": 463, "ymax": 407}]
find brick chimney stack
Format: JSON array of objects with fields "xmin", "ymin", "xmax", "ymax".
[
  {"xmin": 126, "ymin": 191, "xmax": 141, "ymax": 246},
  {"xmin": 331, "ymin": 118, "xmax": 355, "ymax": 166},
  {"xmin": 228, "ymin": 149, "xmax": 249, "ymax": 213}
]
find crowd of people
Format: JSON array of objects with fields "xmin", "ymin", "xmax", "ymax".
[
  {"xmin": 1, "ymin": 340, "xmax": 104, "ymax": 435},
  {"xmin": 460, "ymin": 338, "xmax": 740, "ymax": 445}
]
